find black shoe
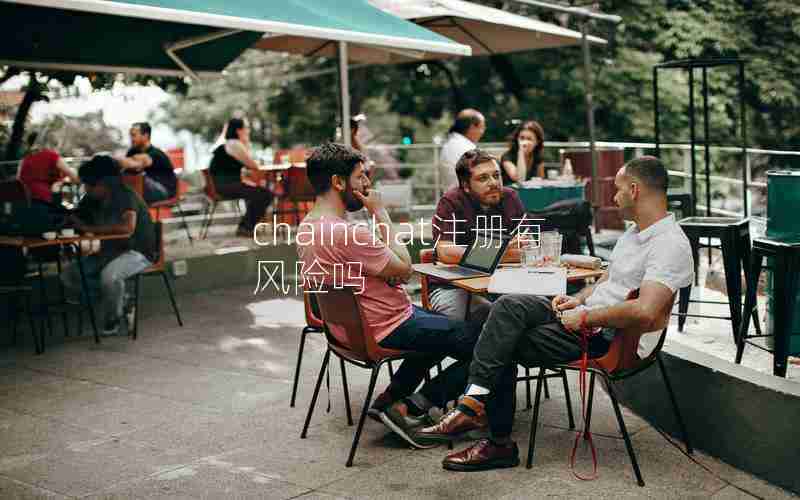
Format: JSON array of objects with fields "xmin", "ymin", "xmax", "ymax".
[{"xmin": 367, "ymin": 390, "xmax": 393, "ymax": 423}]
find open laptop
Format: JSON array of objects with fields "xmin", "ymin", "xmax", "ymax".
[{"xmin": 414, "ymin": 232, "xmax": 512, "ymax": 281}]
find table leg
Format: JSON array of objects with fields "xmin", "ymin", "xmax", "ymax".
[
  {"xmin": 72, "ymin": 244, "xmax": 100, "ymax": 344},
  {"xmin": 721, "ymin": 231, "xmax": 743, "ymax": 345},
  {"xmin": 772, "ymin": 252, "xmax": 799, "ymax": 377}
]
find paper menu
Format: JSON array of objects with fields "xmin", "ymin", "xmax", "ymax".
[{"xmin": 488, "ymin": 267, "xmax": 567, "ymax": 296}]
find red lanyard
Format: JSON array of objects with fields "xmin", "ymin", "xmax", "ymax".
[{"xmin": 569, "ymin": 310, "xmax": 600, "ymax": 481}]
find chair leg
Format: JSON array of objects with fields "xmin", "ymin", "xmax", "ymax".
[
  {"xmin": 24, "ymin": 293, "xmax": 42, "ymax": 355},
  {"xmin": 543, "ymin": 373, "xmax": 550, "ymax": 400},
  {"xmin": 606, "ymin": 379, "xmax": 645, "ymax": 487},
  {"xmin": 301, "ymin": 348, "xmax": 331, "ymax": 439},
  {"xmin": 175, "ymin": 200, "xmax": 194, "ymax": 245},
  {"xmin": 584, "ymin": 227, "xmax": 596, "ymax": 257},
  {"xmin": 55, "ymin": 258, "xmax": 70, "ymax": 338},
  {"xmin": 290, "ymin": 327, "xmax": 312, "ymax": 408},
  {"xmin": 524, "ymin": 367, "xmax": 532, "ymax": 409},
  {"xmin": 133, "ymin": 275, "xmax": 141, "ymax": 340},
  {"xmin": 340, "ymin": 357, "xmax": 353, "ymax": 426},
  {"xmin": 37, "ymin": 262, "xmax": 54, "ymax": 338},
  {"xmin": 526, "ymin": 367, "xmax": 546, "ymax": 469},
  {"xmin": 584, "ymin": 372, "xmax": 596, "ymax": 435},
  {"xmin": 161, "ymin": 272, "xmax": 183, "ymax": 326},
  {"xmin": 346, "ymin": 363, "xmax": 382, "ymax": 467},
  {"xmin": 678, "ymin": 285, "xmax": 690, "ymax": 332},
  {"xmin": 201, "ymin": 201, "xmax": 217, "ymax": 240},
  {"xmin": 561, "ymin": 369, "xmax": 575, "ymax": 430},
  {"xmin": 657, "ymin": 354, "xmax": 693, "ymax": 455}
]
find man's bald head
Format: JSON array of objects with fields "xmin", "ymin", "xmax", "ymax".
[{"xmin": 449, "ymin": 108, "xmax": 486, "ymax": 142}]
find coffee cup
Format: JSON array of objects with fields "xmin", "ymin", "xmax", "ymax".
[
  {"xmin": 42, "ymin": 231, "xmax": 57, "ymax": 240},
  {"xmin": 60, "ymin": 228, "xmax": 75, "ymax": 238}
]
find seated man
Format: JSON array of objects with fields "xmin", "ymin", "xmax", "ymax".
[
  {"xmin": 116, "ymin": 122, "xmax": 177, "ymax": 204},
  {"xmin": 430, "ymin": 148, "xmax": 526, "ymax": 320},
  {"xmin": 415, "ymin": 156, "xmax": 694, "ymax": 470},
  {"xmin": 299, "ymin": 143, "xmax": 489, "ymax": 448},
  {"xmin": 62, "ymin": 156, "xmax": 157, "ymax": 336}
]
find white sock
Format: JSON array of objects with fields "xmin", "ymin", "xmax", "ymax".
[{"xmin": 465, "ymin": 384, "xmax": 490, "ymax": 396}]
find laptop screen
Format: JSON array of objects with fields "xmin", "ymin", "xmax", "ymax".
[{"xmin": 460, "ymin": 233, "xmax": 510, "ymax": 273}]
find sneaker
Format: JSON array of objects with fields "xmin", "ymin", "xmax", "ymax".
[
  {"xmin": 101, "ymin": 319, "xmax": 121, "ymax": 337},
  {"xmin": 379, "ymin": 401, "xmax": 437, "ymax": 449},
  {"xmin": 366, "ymin": 390, "xmax": 393, "ymax": 423}
]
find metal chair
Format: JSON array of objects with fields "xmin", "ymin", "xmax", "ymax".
[
  {"xmin": 526, "ymin": 292, "xmax": 692, "ymax": 487},
  {"xmin": 130, "ymin": 222, "xmax": 183, "ymax": 339},
  {"xmin": 289, "ymin": 292, "xmax": 354, "ymax": 427},
  {"xmin": 300, "ymin": 287, "xmax": 422, "ymax": 467},
  {"xmin": 149, "ymin": 194, "xmax": 193, "ymax": 245}
]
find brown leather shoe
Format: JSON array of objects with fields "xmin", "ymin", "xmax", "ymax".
[
  {"xmin": 413, "ymin": 396, "xmax": 487, "ymax": 445},
  {"xmin": 442, "ymin": 438, "xmax": 520, "ymax": 472}
]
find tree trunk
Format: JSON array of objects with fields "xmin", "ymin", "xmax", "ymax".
[
  {"xmin": 430, "ymin": 61, "xmax": 465, "ymax": 111},
  {"xmin": 5, "ymin": 78, "xmax": 43, "ymax": 161}
]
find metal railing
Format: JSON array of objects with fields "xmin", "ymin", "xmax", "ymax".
[
  {"xmin": 4, "ymin": 142, "xmax": 799, "ymax": 225},
  {"xmin": 364, "ymin": 140, "xmax": 800, "ymax": 222}
]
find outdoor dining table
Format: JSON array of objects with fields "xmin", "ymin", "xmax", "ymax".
[
  {"xmin": 413, "ymin": 263, "xmax": 605, "ymax": 320},
  {"xmin": 0, "ymin": 232, "xmax": 130, "ymax": 352},
  {"xmin": 513, "ymin": 180, "xmax": 586, "ymax": 212}
]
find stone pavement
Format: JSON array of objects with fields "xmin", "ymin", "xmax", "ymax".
[{"xmin": 0, "ymin": 285, "xmax": 796, "ymax": 499}]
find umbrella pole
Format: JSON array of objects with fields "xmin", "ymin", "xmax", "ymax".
[
  {"xmin": 580, "ymin": 21, "xmax": 598, "ymax": 227},
  {"xmin": 338, "ymin": 41, "xmax": 352, "ymax": 147}
]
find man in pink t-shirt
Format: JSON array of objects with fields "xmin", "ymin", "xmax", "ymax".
[{"xmin": 299, "ymin": 143, "xmax": 488, "ymax": 449}]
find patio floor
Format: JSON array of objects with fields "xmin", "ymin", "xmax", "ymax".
[{"xmin": 0, "ymin": 284, "xmax": 796, "ymax": 499}]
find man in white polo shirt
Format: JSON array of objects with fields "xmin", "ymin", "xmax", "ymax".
[
  {"xmin": 439, "ymin": 109, "xmax": 486, "ymax": 190},
  {"xmin": 415, "ymin": 156, "xmax": 694, "ymax": 471}
]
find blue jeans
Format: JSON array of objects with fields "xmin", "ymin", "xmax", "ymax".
[
  {"xmin": 378, "ymin": 305, "xmax": 488, "ymax": 408},
  {"xmin": 143, "ymin": 177, "xmax": 170, "ymax": 204},
  {"xmin": 62, "ymin": 251, "xmax": 152, "ymax": 324}
]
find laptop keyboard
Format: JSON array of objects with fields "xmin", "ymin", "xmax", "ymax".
[{"xmin": 446, "ymin": 266, "xmax": 487, "ymax": 277}]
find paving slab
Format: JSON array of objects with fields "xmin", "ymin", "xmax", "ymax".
[
  {"xmin": 0, "ymin": 436, "xmax": 197, "ymax": 498},
  {"xmin": 82, "ymin": 459, "xmax": 311, "ymax": 500},
  {"xmin": 0, "ymin": 475, "xmax": 69, "ymax": 499}
]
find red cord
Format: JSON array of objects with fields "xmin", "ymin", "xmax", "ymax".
[{"xmin": 569, "ymin": 309, "xmax": 600, "ymax": 481}]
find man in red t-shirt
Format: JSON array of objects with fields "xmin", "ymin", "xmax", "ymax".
[
  {"xmin": 300, "ymin": 143, "xmax": 489, "ymax": 449},
  {"xmin": 17, "ymin": 133, "xmax": 79, "ymax": 205}
]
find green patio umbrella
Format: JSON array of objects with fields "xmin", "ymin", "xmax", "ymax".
[{"xmin": 0, "ymin": 0, "xmax": 470, "ymax": 79}]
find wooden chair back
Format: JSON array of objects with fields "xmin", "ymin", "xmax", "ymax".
[
  {"xmin": 303, "ymin": 292, "xmax": 324, "ymax": 329},
  {"xmin": 314, "ymin": 287, "xmax": 405, "ymax": 363},
  {"xmin": 587, "ymin": 290, "xmax": 676, "ymax": 375},
  {"xmin": 144, "ymin": 221, "xmax": 166, "ymax": 273},
  {"xmin": 419, "ymin": 248, "xmax": 435, "ymax": 310},
  {"xmin": 121, "ymin": 174, "xmax": 144, "ymax": 198}
]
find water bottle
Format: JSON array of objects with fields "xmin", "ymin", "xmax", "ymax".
[{"xmin": 563, "ymin": 159, "xmax": 574, "ymax": 181}]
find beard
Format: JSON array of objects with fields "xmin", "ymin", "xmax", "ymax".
[{"xmin": 341, "ymin": 187, "xmax": 364, "ymax": 212}]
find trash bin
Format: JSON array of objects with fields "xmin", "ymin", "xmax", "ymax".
[{"xmin": 763, "ymin": 170, "xmax": 800, "ymax": 355}]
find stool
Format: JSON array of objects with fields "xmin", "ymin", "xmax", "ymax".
[
  {"xmin": 737, "ymin": 238, "xmax": 800, "ymax": 377},
  {"xmin": 676, "ymin": 217, "xmax": 760, "ymax": 343}
]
